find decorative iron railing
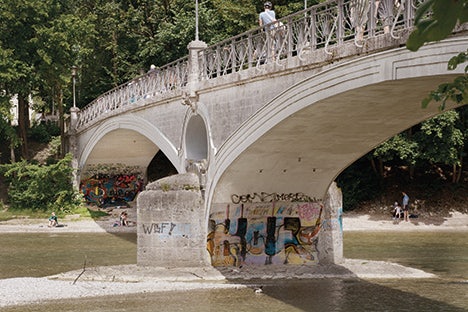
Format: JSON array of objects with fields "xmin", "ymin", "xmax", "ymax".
[
  {"xmin": 76, "ymin": 0, "xmax": 424, "ymax": 130},
  {"xmin": 199, "ymin": 0, "xmax": 423, "ymax": 78},
  {"xmin": 76, "ymin": 57, "xmax": 189, "ymax": 129}
]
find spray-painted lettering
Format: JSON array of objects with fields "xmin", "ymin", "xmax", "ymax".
[
  {"xmin": 231, "ymin": 192, "xmax": 321, "ymax": 204},
  {"xmin": 141, "ymin": 222, "xmax": 190, "ymax": 237}
]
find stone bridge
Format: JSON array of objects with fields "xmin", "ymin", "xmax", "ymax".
[{"xmin": 67, "ymin": 0, "xmax": 468, "ymax": 269}]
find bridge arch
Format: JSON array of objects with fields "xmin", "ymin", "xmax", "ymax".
[
  {"xmin": 207, "ymin": 37, "xmax": 467, "ymax": 210},
  {"xmin": 79, "ymin": 115, "xmax": 182, "ymax": 178}
]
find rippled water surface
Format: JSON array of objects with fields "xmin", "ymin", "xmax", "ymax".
[
  {"xmin": 1, "ymin": 231, "xmax": 467, "ymax": 311},
  {"xmin": 0, "ymin": 233, "xmax": 136, "ymax": 279}
]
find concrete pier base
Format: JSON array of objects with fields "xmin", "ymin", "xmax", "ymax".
[
  {"xmin": 317, "ymin": 182, "xmax": 344, "ymax": 264},
  {"xmin": 137, "ymin": 173, "xmax": 210, "ymax": 267}
]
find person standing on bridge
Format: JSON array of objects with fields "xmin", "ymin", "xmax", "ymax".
[
  {"xmin": 350, "ymin": 0, "xmax": 370, "ymax": 43},
  {"xmin": 259, "ymin": 2, "xmax": 280, "ymax": 60},
  {"xmin": 259, "ymin": 2, "xmax": 276, "ymax": 31}
]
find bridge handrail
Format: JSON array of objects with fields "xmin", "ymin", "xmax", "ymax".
[
  {"xmin": 199, "ymin": 0, "xmax": 422, "ymax": 79},
  {"xmin": 76, "ymin": 56, "xmax": 189, "ymax": 129}
]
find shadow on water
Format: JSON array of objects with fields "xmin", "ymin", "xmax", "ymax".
[{"xmin": 1, "ymin": 276, "xmax": 467, "ymax": 312}]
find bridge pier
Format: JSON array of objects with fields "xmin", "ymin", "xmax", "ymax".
[
  {"xmin": 137, "ymin": 173, "xmax": 210, "ymax": 267},
  {"xmin": 137, "ymin": 173, "xmax": 344, "ymax": 269}
]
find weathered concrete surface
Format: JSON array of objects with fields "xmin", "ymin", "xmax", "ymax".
[
  {"xmin": 137, "ymin": 173, "xmax": 210, "ymax": 267},
  {"xmin": 317, "ymin": 182, "xmax": 343, "ymax": 264}
]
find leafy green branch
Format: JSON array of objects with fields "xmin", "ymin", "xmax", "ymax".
[{"xmin": 406, "ymin": 0, "xmax": 468, "ymax": 110}]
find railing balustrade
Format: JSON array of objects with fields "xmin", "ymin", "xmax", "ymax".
[
  {"xmin": 75, "ymin": 57, "xmax": 189, "ymax": 129},
  {"xmin": 75, "ymin": 0, "xmax": 424, "ymax": 130},
  {"xmin": 200, "ymin": 0, "xmax": 421, "ymax": 79}
]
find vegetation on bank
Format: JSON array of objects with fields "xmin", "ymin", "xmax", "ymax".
[
  {"xmin": 337, "ymin": 107, "xmax": 468, "ymax": 212},
  {"xmin": 0, "ymin": 154, "xmax": 82, "ymax": 212}
]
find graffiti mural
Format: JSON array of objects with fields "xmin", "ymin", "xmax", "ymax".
[
  {"xmin": 80, "ymin": 174, "xmax": 144, "ymax": 207},
  {"xmin": 207, "ymin": 201, "xmax": 323, "ymax": 267}
]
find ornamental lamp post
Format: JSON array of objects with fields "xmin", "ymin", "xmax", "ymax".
[
  {"xmin": 195, "ymin": 0, "xmax": 199, "ymax": 41},
  {"xmin": 71, "ymin": 66, "xmax": 77, "ymax": 108}
]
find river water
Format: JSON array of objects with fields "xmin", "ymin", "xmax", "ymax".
[{"xmin": 0, "ymin": 231, "xmax": 467, "ymax": 311}]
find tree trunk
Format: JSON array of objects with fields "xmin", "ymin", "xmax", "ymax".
[
  {"xmin": 453, "ymin": 157, "xmax": 463, "ymax": 183},
  {"xmin": 369, "ymin": 157, "xmax": 378, "ymax": 176},
  {"xmin": 17, "ymin": 94, "xmax": 30, "ymax": 159},
  {"xmin": 378, "ymin": 158, "xmax": 384, "ymax": 178},
  {"xmin": 10, "ymin": 145, "xmax": 16, "ymax": 163}
]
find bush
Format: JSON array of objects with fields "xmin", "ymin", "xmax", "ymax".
[{"xmin": 0, "ymin": 154, "xmax": 81, "ymax": 211}]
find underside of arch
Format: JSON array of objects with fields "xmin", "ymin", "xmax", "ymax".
[
  {"xmin": 82, "ymin": 128, "xmax": 159, "ymax": 177},
  {"xmin": 211, "ymin": 75, "xmax": 464, "ymax": 205}
]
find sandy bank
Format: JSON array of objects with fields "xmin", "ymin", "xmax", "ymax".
[
  {"xmin": 343, "ymin": 211, "xmax": 468, "ymax": 232},
  {"xmin": 0, "ymin": 259, "xmax": 436, "ymax": 308},
  {"xmin": 1, "ymin": 210, "xmax": 467, "ymax": 233}
]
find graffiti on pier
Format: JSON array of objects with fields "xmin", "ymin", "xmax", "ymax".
[
  {"xmin": 231, "ymin": 192, "xmax": 320, "ymax": 204},
  {"xmin": 207, "ymin": 201, "xmax": 323, "ymax": 267},
  {"xmin": 80, "ymin": 174, "xmax": 144, "ymax": 207},
  {"xmin": 141, "ymin": 222, "xmax": 191, "ymax": 237}
]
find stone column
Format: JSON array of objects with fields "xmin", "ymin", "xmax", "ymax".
[
  {"xmin": 137, "ymin": 173, "xmax": 210, "ymax": 267},
  {"xmin": 186, "ymin": 40, "xmax": 207, "ymax": 100},
  {"xmin": 317, "ymin": 182, "xmax": 343, "ymax": 264}
]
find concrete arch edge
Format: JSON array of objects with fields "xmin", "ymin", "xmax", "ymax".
[{"xmin": 78, "ymin": 114, "xmax": 182, "ymax": 173}]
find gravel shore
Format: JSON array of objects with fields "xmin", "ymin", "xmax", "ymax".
[{"xmin": 0, "ymin": 210, "xmax": 466, "ymax": 308}]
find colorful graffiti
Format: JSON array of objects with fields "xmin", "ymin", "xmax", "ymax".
[
  {"xmin": 80, "ymin": 174, "xmax": 144, "ymax": 206},
  {"xmin": 207, "ymin": 201, "xmax": 323, "ymax": 267}
]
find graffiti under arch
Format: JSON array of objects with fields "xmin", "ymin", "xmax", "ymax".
[
  {"xmin": 80, "ymin": 174, "xmax": 144, "ymax": 207},
  {"xmin": 207, "ymin": 201, "xmax": 323, "ymax": 267}
]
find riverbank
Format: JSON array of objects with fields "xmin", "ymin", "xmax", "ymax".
[
  {"xmin": 0, "ymin": 258, "xmax": 437, "ymax": 308},
  {"xmin": 343, "ymin": 210, "xmax": 468, "ymax": 232},
  {"xmin": 0, "ymin": 209, "xmax": 467, "ymax": 233}
]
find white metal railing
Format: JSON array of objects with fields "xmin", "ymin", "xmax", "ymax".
[
  {"xmin": 75, "ymin": 57, "xmax": 189, "ymax": 129},
  {"xmin": 75, "ymin": 0, "xmax": 425, "ymax": 130},
  {"xmin": 200, "ymin": 0, "xmax": 423, "ymax": 79}
]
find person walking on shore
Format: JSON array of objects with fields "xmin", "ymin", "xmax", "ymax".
[{"xmin": 402, "ymin": 192, "xmax": 410, "ymax": 222}]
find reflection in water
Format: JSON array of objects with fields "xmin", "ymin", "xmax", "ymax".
[{"xmin": 0, "ymin": 231, "xmax": 467, "ymax": 311}]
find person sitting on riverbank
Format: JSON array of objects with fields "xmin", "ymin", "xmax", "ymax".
[
  {"xmin": 393, "ymin": 201, "xmax": 402, "ymax": 219},
  {"xmin": 48, "ymin": 212, "xmax": 58, "ymax": 227},
  {"xmin": 120, "ymin": 211, "xmax": 128, "ymax": 226}
]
